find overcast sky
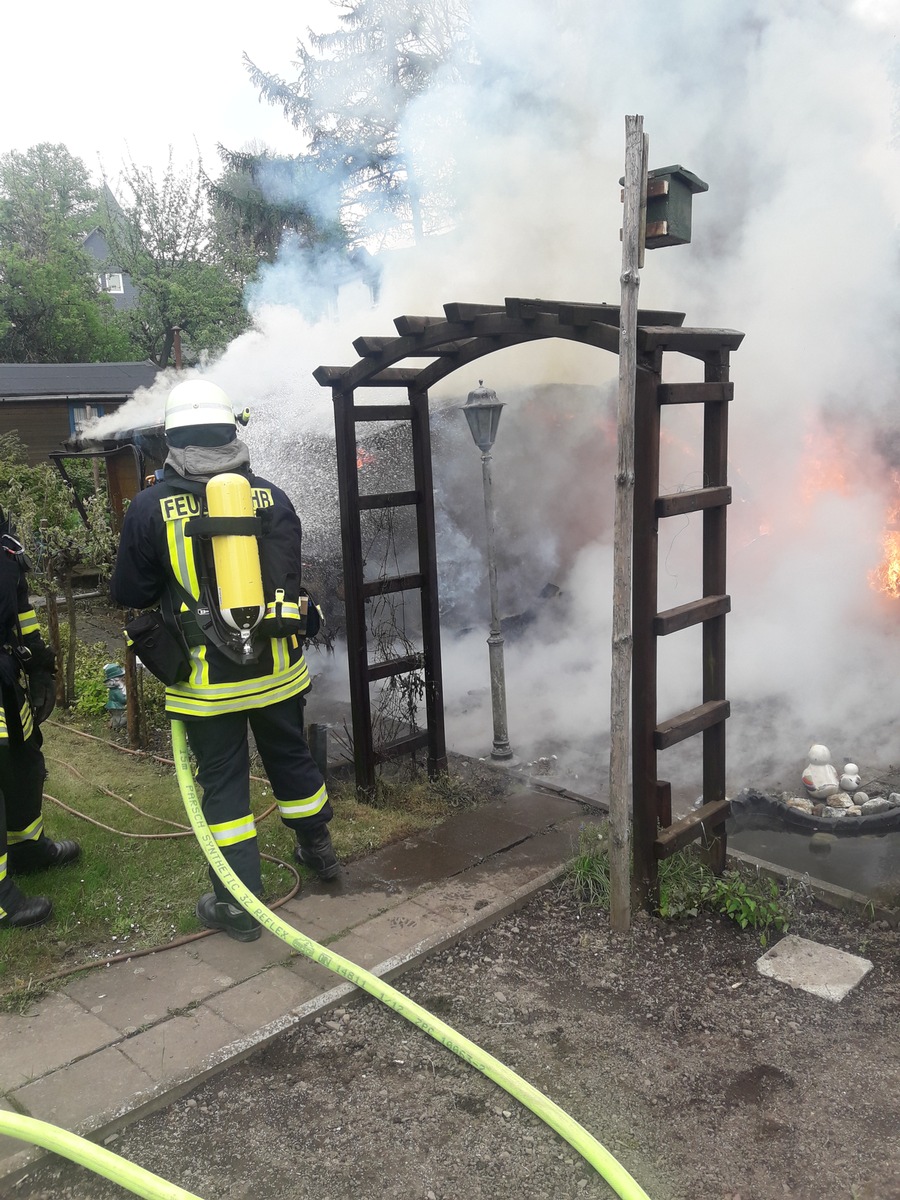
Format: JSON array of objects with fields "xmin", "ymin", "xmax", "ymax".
[{"xmin": 2, "ymin": 0, "xmax": 341, "ymax": 182}]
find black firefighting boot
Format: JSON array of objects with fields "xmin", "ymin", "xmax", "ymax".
[
  {"xmin": 294, "ymin": 825, "xmax": 339, "ymax": 881},
  {"xmin": 196, "ymin": 893, "xmax": 261, "ymax": 942},
  {"xmin": 8, "ymin": 837, "xmax": 81, "ymax": 875},
  {"xmin": 0, "ymin": 883, "xmax": 53, "ymax": 930}
]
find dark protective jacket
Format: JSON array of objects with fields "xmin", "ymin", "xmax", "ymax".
[
  {"xmin": 110, "ymin": 468, "xmax": 312, "ymax": 718},
  {"xmin": 0, "ymin": 549, "xmax": 45, "ymax": 743}
]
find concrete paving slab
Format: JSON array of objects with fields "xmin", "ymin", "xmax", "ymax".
[
  {"xmin": 203, "ymin": 965, "xmax": 321, "ymax": 1034},
  {"xmin": 319, "ymin": 929, "xmax": 396, "ymax": 972},
  {"xmin": 11, "ymin": 1046, "xmax": 156, "ymax": 1131},
  {"xmin": 186, "ymin": 927, "xmax": 294, "ymax": 982},
  {"xmin": 432, "ymin": 811, "xmax": 535, "ymax": 856},
  {"xmin": 351, "ymin": 898, "xmax": 455, "ymax": 951},
  {"xmin": 756, "ymin": 934, "xmax": 874, "ymax": 1002},
  {"xmin": 474, "ymin": 789, "xmax": 585, "ymax": 830},
  {"xmin": 62, "ymin": 947, "xmax": 233, "ymax": 1034},
  {"xmin": 117, "ymin": 1009, "xmax": 243, "ymax": 1084},
  {"xmin": 279, "ymin": 884, "xmax": 401, "ymax": 937},
  {"xmin": 354, "ymin": 836, "xmax": 480, "ymax": 888},
  {"xmin": 0, "ymin": 993, "xmax": 118, "ymax": 1093},
  {"xmin": 412, "ymin": 874, "xmax": 510, "ymax": 925}
]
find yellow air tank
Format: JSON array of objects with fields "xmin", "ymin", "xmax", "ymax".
[{"xmin": 205, "ymin": 473, "xmax": 265, "ymax": 633}]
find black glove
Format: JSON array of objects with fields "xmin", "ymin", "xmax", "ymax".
[
  {"xmin": 26, "ymin": 645, "xmax": 57, "ymax": 673},
  {"xmin": 28, "ymin": 669, "xmax": 57, "ymax": 724},
  {"xmin": 25, "ymin": 647, "xmax": 57, "ymax": 724}
]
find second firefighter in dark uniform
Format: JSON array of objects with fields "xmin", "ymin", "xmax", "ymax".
[
  {"xmin": 1, "ymin": 508, "xmax": 80, "ymax": 929},
  {"xmin": 110, "ymin": 379, "xmax": 337, "ymax": 942}
]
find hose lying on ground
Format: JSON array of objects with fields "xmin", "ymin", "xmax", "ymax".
[
  {"xmin": 0, "ymin": 722, "xmax": 652, "ymax": 1200},
  {"xmin": 0, "ymin": 1112, "xmax": 203, "ymax": 1200},
  {"xmin": 171, "ymin": 719, "xmax": 652, "ymax": 1200}
]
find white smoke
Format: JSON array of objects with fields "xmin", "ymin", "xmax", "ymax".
[{"xmin": 89, "ymin": 0, "xmax": 900, "ymax": 804}]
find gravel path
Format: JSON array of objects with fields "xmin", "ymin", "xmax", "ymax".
[{"xmin": 13, "ymin": 884, "xmax": 900, "ymax": 1200}]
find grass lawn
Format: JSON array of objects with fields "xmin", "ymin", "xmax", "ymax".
[{"xmin": 0, "ymin": 713, "xmax": 479, "ymax": 1010}]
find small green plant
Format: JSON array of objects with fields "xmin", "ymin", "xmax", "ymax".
[
  {"xmin": 700, "ymin": 870, "xmax": 789, "ymax": 946},
  {"xmin": 567, "ymin": 829, "xmax": 790, "ymax": 945},
  {"xmin": 568, "ymin": 823, "xmax": 611, "ymax": 908}
]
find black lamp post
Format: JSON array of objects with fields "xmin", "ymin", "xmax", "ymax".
[{"xmin": 462, "ymin": 381, "xmax": 512, "ymax": 760}]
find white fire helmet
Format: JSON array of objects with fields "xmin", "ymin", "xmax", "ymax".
[{"xmin": 164, "ymin": 379, "xmax": 235, "ymax": 435}]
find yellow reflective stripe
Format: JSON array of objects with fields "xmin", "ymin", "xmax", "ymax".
[
  {"xmin": 264, "ymin": 600, "xmax": 301, "ymax": 621},
  {"xmin": 167, "ymin": 517, "xmax": 200, "ymax": 597},
  {"xmin": 188, "ymin": 644, "xmax": 210, "ymax": 688},
  {"xmin": 208, "ymin": 816, "xmax": 257, "ymax": 847},
  {"xmin": 0, "ymin": 709, "xmax": 7, "ymax": 741},
  {"xmin": 8, "ymin": 815, "xmax": 44, "ymax": 844},
  {"xmin": 18, "ymin": 608, "xmax": 39, "ymax": 635},
  {"xmin": 0, "ymin": 852, "xmax": 7, "ymax": 883},
  {"xmin": 164, "ymin": 668, "xmax": 310, "ymax": 717},
  {"xmin": 164, "ymin": 654, "xmax": 309, "ymax": 715},
  {"xmin": 278, "ymin": 785, "xmax": 329, "ymax": 819},
  {"xmin": 273, "ymin": 636, "xmax": 289, "ymax": 673},
  {"xmin": 19, "ymin": 699, "xmax": 33, "ymax": 741}
]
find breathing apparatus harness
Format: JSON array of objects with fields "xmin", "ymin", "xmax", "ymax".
[{"xmin": 171, "ymin": 472, "xmax": 268, "ymax": 668}]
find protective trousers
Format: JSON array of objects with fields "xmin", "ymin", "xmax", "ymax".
[
  {"xmin": 182, "ymin": 692, "xmax": 331, "ymax": 905},
  {"xmin": 0, "ymin": 722, "xmax": 47, "ymax": 918}
]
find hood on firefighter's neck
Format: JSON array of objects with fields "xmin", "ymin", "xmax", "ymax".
[{"xmin": 164, "ymin": 438, "xmax": 252, "ymax": 486}]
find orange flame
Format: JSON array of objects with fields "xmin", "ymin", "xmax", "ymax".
[
  {"xmin": 800, "ymin": 429, "xmax": 850, "ymax": 504},
  {"xmin": 870, "ymin": 531, "xmax": 900, "ymax": 598},
  {"xmin": 868, "ymin": 471, "xmax": 900, "ymax": 599},
  {"xmin": 357, "ymin": 448, "xmax": 376, "ymax": 470}
]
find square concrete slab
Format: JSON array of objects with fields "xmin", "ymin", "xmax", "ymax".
[{"xmin": 756, "ymin": 935, "xmax": 873, "ymax": 1002}]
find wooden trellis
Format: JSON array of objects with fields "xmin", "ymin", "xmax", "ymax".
[{"xmin": 314, "ymin": 297, "xmax": 743, "ymax": 901}]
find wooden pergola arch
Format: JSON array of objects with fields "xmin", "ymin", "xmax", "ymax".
[{"xmin": 314, "ymin": 296, "xmax": 744, "ymax": 899}]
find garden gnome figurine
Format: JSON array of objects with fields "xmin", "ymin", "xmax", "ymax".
[
  {"xmin": 801, "ymin": 744, "xmax": 840, "ymax": 799},
  {"xmin": 103, "ymin": 662, "xmax": 127, "ymax": 730},
  {"xmin": 840, "ymin": 763, "xmax": 862, "ymax": 793}
]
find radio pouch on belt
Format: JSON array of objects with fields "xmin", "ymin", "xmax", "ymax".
[{"xmin": 123, "ymin": 610, "xmax": 191, "ymax": 685}]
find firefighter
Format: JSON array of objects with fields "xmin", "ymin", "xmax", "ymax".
[
  {"xmin": 0, "ymin": 508, "xmax": 80, "ymax": 930},
  {"xmin": 109, "ymin": 379, "xmax": 337, "ymax": 943}
]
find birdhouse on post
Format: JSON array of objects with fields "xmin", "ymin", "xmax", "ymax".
[{"xmin": 644, "ymin": 164, "xmax": 708, "ymax": 248}]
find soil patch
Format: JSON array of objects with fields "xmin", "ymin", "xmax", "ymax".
[{"xmin": 14, "ymin": 884, "xmax": 900, "ymax": 1200}]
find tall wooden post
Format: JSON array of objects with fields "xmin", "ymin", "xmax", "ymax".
[{"xmin": 609, "ymin": 115, "xmax": 646, "ymax": 932}]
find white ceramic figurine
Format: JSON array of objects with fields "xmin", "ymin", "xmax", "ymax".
[
  {"xmin": 840, "ymin": 763, "xmax": 861, "ymax": 793},
  {"xmin": 801, "ymin": 744, "xmax": 840, "ymax": 800}
]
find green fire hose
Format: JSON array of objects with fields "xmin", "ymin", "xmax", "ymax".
[
  {"xmin": 169, "ymin": 720, "xmax": 651, "ymax": 1200},
  {"xmin": 0, "ymin": 721, "xmax": 652, "ymax": 1200},
  {"xmin": 0, "ymin": 1111, "xmax": 202, "ymax": 1199}
]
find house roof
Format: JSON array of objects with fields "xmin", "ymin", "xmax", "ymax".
[{"xmin": 0, "ymin": 362, "xmax": 159, "ymax": 401}]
